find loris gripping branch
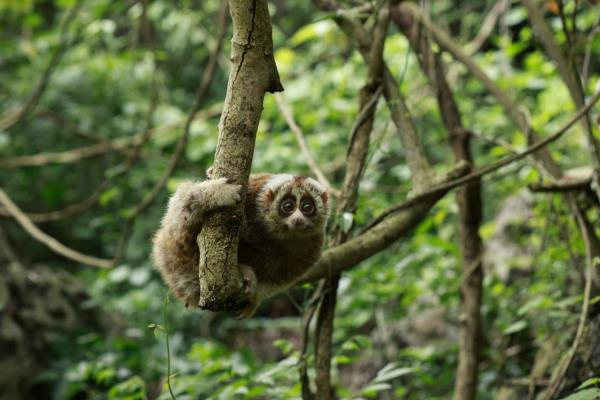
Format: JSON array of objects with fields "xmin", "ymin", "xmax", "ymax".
[{"xmin": 152, "ymin": 173, "xmax": 329, "ymax": 318}]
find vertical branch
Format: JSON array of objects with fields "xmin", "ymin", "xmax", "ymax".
[
  {"xmin": 314, "ymin": 5, "xmax": 389, "ymax": 399},
  {"xmin": 540, "ymin": 205, "xmax": 600, "ymax": 400},
  {"xmin": 521, "ymin": 0, "xmax": 600, "ymax": 202},
  {"xmin": 391, "ymin": 5, "xmax": 483, "ymax": 400},
  {"xmin": 300, "ymin": 283, "xmax": 324, "ymax": 400},
  {"xmin": 314, "ymin": 277, "xmax": 339, "ymax": 400},
  {"xmin": 197, "ymin": 0, "xmax": 283, "ymax": 311},
  {"xmin": 399, "ymin": 1, "xmax": 563, "ymax": 178},
  {"xmin": 334, "ymin": 12, "xmax": 434, "ymax": 193},
  {"xmin": 397, "ymin": 3, "xmax": 600, "ymax": 396}
]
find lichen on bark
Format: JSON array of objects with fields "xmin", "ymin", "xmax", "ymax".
[{"xmin": 197, "ymin": 0, "xmax": 282, "ymax": 312}]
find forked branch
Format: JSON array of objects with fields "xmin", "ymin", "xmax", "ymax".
[{"xmin": 301, "ymin": 89, "xmax": 600, "ymax": 283}]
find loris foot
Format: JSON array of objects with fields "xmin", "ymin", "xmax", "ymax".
[
  {"xmin": 206, "ymin": 166, "xmax": 214, "ymax": 179},
  {"xmin": 236, "ymin": 264, "xmax": 258, "ymax": 320}
]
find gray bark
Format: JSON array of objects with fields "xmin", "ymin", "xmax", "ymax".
[{"xmin": 197, "ymin": 0, "xmax": 282, "ymax": 311}]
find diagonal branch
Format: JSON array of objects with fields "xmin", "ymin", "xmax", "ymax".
[
  {"xmin": 0, "ymin": 188, "xmax": 112, "ymax": 268},
  {"xmin": 521, "ymin": 0, "xmax": 600, "ymax": 202},
  {"xmin": 334, "ymin": 11, "xmax": 434, "ymax": 193},
  {"xmin": 0, "ymin": 0, "xmax": 82, "ymax": 132},
  {"xmin": 391, "ymin": 4, "xmax": 484, "ymax": 398},
  {"xmin": 465, "ymin": 0, "xmax": 510, "ymax": 54},
  {"xmin": 398, "ymin": 1, "xmax": 563, "ymax": 178},
  {"xmin": 301, "ymin": 89, "xmax": 600, "ymax": 283},
  {"xmin": 274, "ymin": 93, "xmax": 339, "ymax": 197},
  {"xmin": 113, "ymin": 1, "xmax": 230, "ymax": 265},
  {"xmin": 541, "ymin": 208, "xmax": 600, "ymax": 400}
]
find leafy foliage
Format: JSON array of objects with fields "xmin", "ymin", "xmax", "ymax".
[{"xmin": 0, "ymin": 0, "xmax": 599, "ymax": 399}]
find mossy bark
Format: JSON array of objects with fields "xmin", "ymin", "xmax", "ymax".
[{"xmin": 197, "ymin": 0, "xmax": 282, "ymax": 312}]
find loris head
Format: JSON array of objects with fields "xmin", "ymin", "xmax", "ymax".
[{"xmin": 256, "ymin": 174, "xmax": 329, "ymax": 239}]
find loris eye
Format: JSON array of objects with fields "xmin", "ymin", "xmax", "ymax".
[
  {"xmin": 280, "ymin": 198, "xmax": 296, "ymax": 214},
  {"xmin": 300, "ymin": 198, "xmax": 315, "ymax": 216}
]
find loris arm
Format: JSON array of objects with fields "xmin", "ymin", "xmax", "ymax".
[{"xmin": 152, "ymin": 178, "xmax": 241, "ymax": 307}]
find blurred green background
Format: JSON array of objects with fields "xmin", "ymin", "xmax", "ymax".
[{"xmin": 0, "ymin": 0, "xmax": 599, "ymax": 399}]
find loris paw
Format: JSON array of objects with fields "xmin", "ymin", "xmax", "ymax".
[
  {"xmin": 203, "ymin": 177, "xmax": 242, "ymax": 208},
  {"xmin": 236, "ymin": 264, "xmax": 258, "ymax": 319},
  {"xmin": 206, "ymin": 166, "xmax": 214, "ymax": 179},
  {"xmin": 236, "ymin": 301, "xmax": 258, "ymax": 320}
]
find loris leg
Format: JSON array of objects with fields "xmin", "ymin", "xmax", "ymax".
[
  {"xmin": 152, "ymin": 178, "xmax": 241, "ymax": 307},
  {"xmin": 235, "ymin": 264, "xmax": 259, "ymax": 319}
]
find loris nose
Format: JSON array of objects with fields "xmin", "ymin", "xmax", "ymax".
[{"xmin": 291, "ymin": 217, "xmax": 305, "ymax": 227}]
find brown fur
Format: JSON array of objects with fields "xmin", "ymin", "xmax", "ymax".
[{"xmin": 152, "ymin": 174, "xmax": 329, "ymax": 318}]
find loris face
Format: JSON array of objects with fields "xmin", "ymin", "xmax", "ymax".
[{"xmin": 256, "ymin": 174, "xmax": 329, "ymax": 239}]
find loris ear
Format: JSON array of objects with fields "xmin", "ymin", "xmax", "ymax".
[
  {"xmin": 320, "ymin": 192, "xmax": 328, "ymax": 204},
  {"xmin": 265, "ymin": 189, "xmax": 275, "ymax": 203}
]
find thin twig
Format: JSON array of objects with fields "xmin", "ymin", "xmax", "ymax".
[
  {"xmin": 0, "ymin": 60, "xmax": 161, "ymax": 223},
  {"xmin": 528, "ymin": 177, "xmax": 592, "ymax": 193},
  {"xmin": 0, "ymin": 0, "xmax": 82, "ymax": 132},
  {"xmin": 0, "ymin": 188, "xmax": 112, "ymax": 268},
  {"xmin": 0, "ymin": 142, "xmax": 120, "ymax": 168},
  {"xmin": 0, "ymin": 181, "xmax": 107, "ymax": 222},
  {"xmin": 465, "ymin": 0, "xmax": 510, "ymax": 54},
  {"xmin": 162, "ymin": 294, "xmax": 177, "ymax": 400},
  {"xmin": 0, "ymin": 225, "xmax": 20, "ymax": 264},
  {"xmin": 112, "ymin": 0, "xmax": 229, "ymax": 263},
  {"xmin": 400, "ymin": 1, "xmax": 563, "ymax": 177},
  {"xmin": 299, "ymin": 282, "xmax": 325, "ymax": 400},
  {"xmin": 362, "ymin": 89, "xmax": 600, "ymax": 232},
  {"xmin": 542, "ymin": 208, "xmax": 597, "ymax": 400},
  {"xmin": 346, "ymin": 85, "xmax": 383, "ymax": 157},
  {"xmin": 39, "ymin": 108, "xmax": 105, "ymax": 142},
  {"xmin": 469, "ymin": 130, "xmax": 547, "ymax": 173},
  {"xmin": 313, "ymin": 3, "xmax": 390, "ymax": 399},
  {"xmin": 274, "ymin": 93, "xmax": 339, "ymax": 197},
  {"xmin": 582, "ymin": 26, "xmax": 600, "ymax": 86},
  {"xmin": 0, "ymin": 105, "xmax": 223, "ymax": 169},
  {"xmin": 522, "ymin": 0, "xmax": 600, "ymax": 201}
]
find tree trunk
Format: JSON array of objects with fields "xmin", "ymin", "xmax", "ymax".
[{"xmin": 197, "ymin": 0, "xmax": 282, "ymax": 312}]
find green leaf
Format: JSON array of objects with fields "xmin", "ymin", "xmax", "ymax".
[
  {"xmin": 340, "ymin": 212, "xmax": 354, "ymax": 233},
  {"xmin": 361, "ymin": 382, "xmax": 392, "ymax": 398},
  {"xmin": 334, "ymin": 355, "xmax": 351, "ymax": 365},
  {"xmin": 99, "ymin": 187, "xmax": 120, "ymax": 206},
  {"xmin": 560, "ymin": 388, "xmax": 600, "ymax": 400},
  {"xmin": 95, "ymin": 367, "xmax": 116, "ymax": 385},
  {"xmin": 289, "ymin": 20, "xmax": 335, "ymax": 46},
  {"xmin": 374, "ymin": 363, "xmax": 414, "ymax": 383},
  {"xmin": 576, "ymin": 378, "xmax": 600, "ymax": 390},
  {"xmin": 273, "ymin": 339, "xmax": 294, "ymax": 356},
  {"xmin": 503, "ymin": 320, "xmax": 528, "ymax": 335}
]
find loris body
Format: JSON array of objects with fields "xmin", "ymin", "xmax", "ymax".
[{"xmin": 152, "ymin": 173, "xmax": 329, "ymax": 318}]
